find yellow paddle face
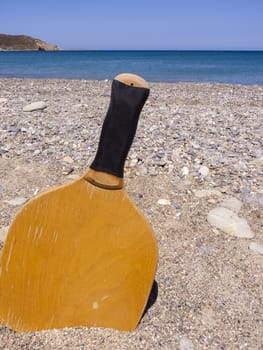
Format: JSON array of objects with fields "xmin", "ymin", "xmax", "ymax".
[{"xmin": 0, "ymin": 176, "xmax": 157, "ymax": 332}]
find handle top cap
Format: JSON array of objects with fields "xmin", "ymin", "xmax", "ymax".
[{"xmin": 114, "ymin": 73, "xmax": 149, "ymax": 89}]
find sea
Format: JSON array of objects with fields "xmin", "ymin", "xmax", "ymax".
[{"xmin": 0, "ymin": 50, "xmax": 263, "ymax": 85}]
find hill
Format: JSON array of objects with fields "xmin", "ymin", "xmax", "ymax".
[{"xmin": 0, "ymin": 34, "xmax": 61, "ymax": 51}]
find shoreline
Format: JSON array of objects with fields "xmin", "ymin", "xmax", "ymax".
[
  {"xmin": 1, "ymin": 76, "xmax": 263, "ymax": 87},
  {"xmin": 0, "ymin": 78, "xmax": 262, "ymax": 349}
]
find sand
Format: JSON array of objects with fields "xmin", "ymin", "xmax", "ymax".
[{"xmin": 0, "ymin": 78, "xmax": 262, "ymax": 349}]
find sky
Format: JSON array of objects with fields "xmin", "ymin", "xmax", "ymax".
[{"xmin": 1, "ymin": 0, "xmax": 263, "ymax": 50}]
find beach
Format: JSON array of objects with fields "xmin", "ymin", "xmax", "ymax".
[{"xmin": 0, "ymin": 78, "xmax": 262, "ymax": 349}]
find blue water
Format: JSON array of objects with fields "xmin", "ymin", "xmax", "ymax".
[{"xmin": 0, "ymin": 50, "xmax": 263, "ymax": 85}]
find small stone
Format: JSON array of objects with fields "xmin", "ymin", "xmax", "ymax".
[
  {"xmin": 199, "ymin": 245, "xmax": 212, "ymax": 255},
  {"xmin": 62, "ymin": 167, "xmax": 74, "ymax": 175},
  {"xmin": 34, "ymin": 188, "xmax": 40, "ymax": 196},
  {"xmin": 21, "ymin": 127, "xmax": 29, "ymax": 133},
  {"xmin": 4, "ymin": 197, "xmax": 28, "ymax": 206},
  {"xmin": 179, "ymin": 336, "xmax": 195, "ymax": 350},
  {"xmin": 158, "ymin": 199, "xmax": 171, "ymax": 205},
  {"xmin": 221, "ymin": 196, "xmax": 242, "ymax": 213},
  {"xmin": 62, "ymin": 156, "xmax": 74, "ymax": 164},
  {"xmin": 0, "ymin": 226, "xmax": 9, "ymax": 243},
  {"xmin": 171, "ymin": 200, "xmax": 180, "ymax": 209},
  {"xmin": 7, "ymin": 127, "xmax": 20, "ymax": 133},
  {"xmin": 0, "ymin": 147, "xmax": 8, "ymax": 155},
  {"xmin": 67, "ymin": 174, "xmax": 79, "ymax": 180},
  {"xmin": 23, "ymin": 101, "xmax": 47, "ymax": 112},
  {"xmin": 194, "ymin": 189, "xmax": 222, "ymax": 198},
  {"xmin": 249, "ymin": 242, "xmax": 263, "ymax": 255},
  {"xmin": 191, "ymin": 142, "xmax": 200, "ymax": 149},
  {"xmin": 0, "ymin": 98, "xmax": 8, "ymax": 103},
  {"xmin": 154, "ymin": 159, "xmax": 166, "ymax": 167},
  {"xmin": 181, "ymin": 166, "xmax": 189, "ymax": 176},
  {"xmin": 129, "ymin": 158, "xmax": 138, "ymax": 167},
  {"xmin": 130, "ymin": 152, "xmax": 138, "ymax": 160},
  {"xmin": 136, "ymin": 165, "xmax": 148, "ymax": 176},
  {"xmin": 199, "ymin": 165, "xmax": 209, "ymax": 177},
  {"xmin": 207, "ymin": 207, "xmax": 254, "ymax": 238},
  {"xmin": 208, "ymin": 198, "xmax": 217, "ymax": 204},
  {"xmin": 33, "ymin": 149, "xmax": 41, "ymax": 156},
  {"xmin": 242, "ymin": 192, "xmax": 263, "ymax": 206}
]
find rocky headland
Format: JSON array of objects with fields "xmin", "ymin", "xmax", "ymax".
[{"xmin": 0, "ymin": 34, "xmax": 61, "ymax": 51}]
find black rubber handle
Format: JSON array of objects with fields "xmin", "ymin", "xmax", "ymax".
[{"xmin": 90, "ymin": 79, "xmax": 150, "ymax": 178}]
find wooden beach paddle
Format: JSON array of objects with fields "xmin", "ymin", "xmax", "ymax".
[{"xmin": 0, "ymin": 73, "xmax": 158, "ymax": 332}]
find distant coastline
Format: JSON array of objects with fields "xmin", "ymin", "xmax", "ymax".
[{"xmin": 0, "ymin": 33, "xmax": 62, "ymax": 51}]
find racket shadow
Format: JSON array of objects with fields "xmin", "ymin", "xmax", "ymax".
[{"xmin": 140, "ymin": 280, "xmax": 158, "ymax": 321}]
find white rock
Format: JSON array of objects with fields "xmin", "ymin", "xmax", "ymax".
[
  {"xmin": 34, "ymin": 188, "xmax": 40, "ymax": 196},
  {"xmin": 4, "ymin": 197, "xmax": 28, "ymax": 206},
  {"xmin": 23, "ymin": 101, "xmax": 47, "ymax": 112},
  {"xmin": 129, "ymin": 158, "xmax": 138, "ymax": 167},
  {"xmin": 67, "ymin": 174, "xmax": 79, "ymax": 180},
  {"xmin": 249, "ymin": 242, "xmax": 263, "ymax": 255},
  {"xmin": 0, "ymin": 98, "xmax": 8, "ymax": 103},
  {"xmin": 158, "ymin": 199, "xmax": 171, "ymax": 205},
  {"xmin": 136, "ymin": 165, "xmax": 148, "ymax": 176},
  {"xmin": 199, "ymin": 165, "xmax": 209, "ymax": 177},
  {"xmin": 181, "ymin": 166, "xmax": 189, "ymax": 176},
  {"xmin": 221, "ymin": 196, "xmax": 242, "ymax": 213},
  {"xmin": 191, "ymin": 142, "xmax": 200, "ymax": 149},
  {"xmin": 194, "ymin": 189, "xmax": 222, "ymax": 198},
  {"xmin": 207, "ymin": 207, "xmax": 254, "ymax": 238},
  {"xmin": 0, "ymin": 226, "xmax": 9, "ymax": 243},
  {"xmin": 242, "ymin": 192, "xmax": 263, "ymax": 206},
  {"xmin": 33, "ymin": 149, "xmax": 41, "ymax": 156},
  {"xmin": 179, "ymin": 336, "xmax": 195, "ymax": 350},
  {"xmin": 62, "ymin": 156, "xmax": 74, "ymax": 164},
  {"xmin": 21, "ymin": 127, "xmax": 29, "ymax": 132}
]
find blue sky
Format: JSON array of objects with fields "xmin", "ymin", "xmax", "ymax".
[{"xmin": 1, "ymin": 0, "xmax": 263, "ymax": 50}]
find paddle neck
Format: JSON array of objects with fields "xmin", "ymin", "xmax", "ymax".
[{"xmin": 85, "ymin": 79, "xmax": 149, "ymax": 189}]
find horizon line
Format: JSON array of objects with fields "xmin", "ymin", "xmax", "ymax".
[{"xmin": 58, "ymin": 48, "xmax": 263, "ymax": 52}]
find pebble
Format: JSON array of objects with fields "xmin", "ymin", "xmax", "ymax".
[
  {"xmin": 62, "ymin": 156, "xmax": 74, "ymax": 164},
  {"xmin": 23, "ymin": 101, "xmax": 47, "ymax": 112},
  {"xmin": 198, "ymin": 165, "xmax": 209, "ymax": 177},
  {"xmin": 128, "ymin": 158, "xmax": 138, "ymax": 167},
  {"xmin": 0, "ymin": 226, "xmax": 9, "ymax": 243},
  {"xmin": 207, "ymin": 207, "xmax": 254, "ymax": 238},
  {"xmin": 179, "ymin": 336, "xmax": 195, "ymax": 350},
  {"xmin": 4, "ymin": 197, "xmax": 28, "ymax": 206},
  {"xmin": 33, "ymin": 149, "xmax": 41, "ymax": 156},
  {"xmin": 181, "ymin": 166, "xmax": 189, "ymax": 176},
  {"xmin": 155, "ymin": 159, "xmax": 167, "ymax": 167},
  {"xmin": 221, "ymin": 196, "xmax": 242, "ymax": 214},
  {"xmin": 0, "ymin": 98, "xmax": 8, "ymax": 103},
  {"xmin": 67, "ymin": 174, "xmax": 80, "ymax": 180},
  {"xmin": 194, "ymin": 189, "xmax": 222, "ymax": 198},
  {"xmin": 136, "ymin": 165, "xmax": 148, "ymax": 176},
  {"xmin": 34, "ymin": 188, "xmax": 40, "ymax": 196},
  {"xmin": 249, "ymin": 242, "xmax": 263, "ymax": 255},
  {"xmin": 241, "ymin": 191, "xmax": 263, "ymax": 206},
  {"xmin": 158, "ymin": 199, "xmax": 171, "ymax": 205}
]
